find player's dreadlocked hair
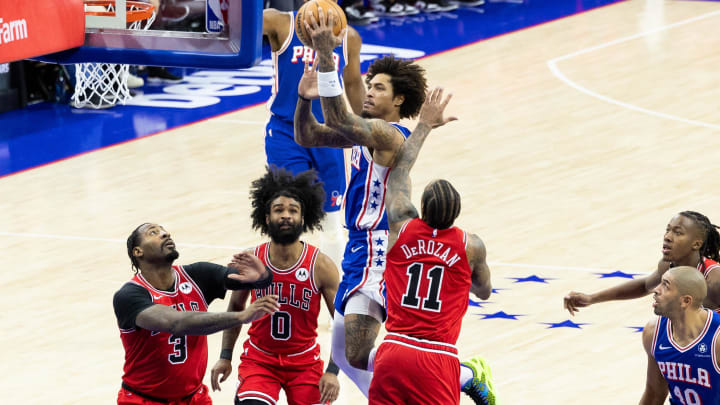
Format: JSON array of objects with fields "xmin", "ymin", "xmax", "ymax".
[
  {"xmin": 679, "ymin": 211, "xmax": 720, "ymax": 262},
  {"xmin": 421, "ymin": 179, "xmax": 461, "ymax": 230},
  {"xmin": 250, "ymin": 166, "xmax": 326, "ymax": 235},
  {"xmin": 365, "ymin": 55, "xmax": 427, "ymax": 119},
  {"xmin": 127, "ymin": 223, "xmax": 150, "ymax": 274}
]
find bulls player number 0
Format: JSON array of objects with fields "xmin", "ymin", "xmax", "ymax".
[
  {"xmin": 271, "ymin": 311, "xmax": 292, "ymax": 340},
  {"xmin": 401, "ymin": 263, "xmax": 444, "ymax": 312}
]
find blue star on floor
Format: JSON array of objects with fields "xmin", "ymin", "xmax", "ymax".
[
  {"xmin": 627, "ymin": 326, "xmax": 644, "ymax": 333},
  {"xmin": 507, "ymin": 275, "xmax": 555, "ymax": 283},
  {"xmin": 540, "ymin": 320, "xmax": 589, "ymax": 329},
  {"xmin": 491, "ymin": 288, "xmax": 508, "ymax": 294},
  {"xmin": 476, "ymin": 311, "xmax": 524, "ymax": 320},
  {"xmin": 595, "ymin": 271, "xmax": 642, "ymax": 279},
  {"xmin": 468, "ymin": 298, "xmax": 492, "ymax": 308}
]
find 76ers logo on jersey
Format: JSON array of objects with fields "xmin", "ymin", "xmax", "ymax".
[
  {"xmin": 350, "ymin": 146, "xmax": 361, "ymax": 170},
  {"xmin": 295, "ymin": 268, "xmax": 309, "ymax": 282},
  {"xmin": 179, "ymin": 282, "xmax": 193, "ymax": 294}
]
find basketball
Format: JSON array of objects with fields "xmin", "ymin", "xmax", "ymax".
[{"xmin": 295, "ymin": 0, "xmax": 348, "ymax": 48}]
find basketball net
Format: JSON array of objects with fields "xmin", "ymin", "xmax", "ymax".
[{"xmin": 72, "ymin": 2, "xmax": 155, "ymax": 109}]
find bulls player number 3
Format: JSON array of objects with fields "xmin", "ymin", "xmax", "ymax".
[{"xmin": 401, "ymin": 262, "xmax": 445, "ymax": 312}]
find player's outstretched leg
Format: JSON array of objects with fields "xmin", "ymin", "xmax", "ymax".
[{"xmin": 460, "ymin": 355, "xmax": 498, "ymax": 405}]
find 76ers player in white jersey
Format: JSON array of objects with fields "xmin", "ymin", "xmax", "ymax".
[
  {"xmin": 262, "ymin": 4, "xmax": 364, "ymax": 268},
  {"xmin": 210, "ymin": 167, "xmax": 342, "ymax": 405},
  {"xmin": 640, "ymin": 266, "xmax": 720, "ymax": 404},
  {"xmin": 295, "ymin": 8, "xmax": 431, "ymax": 396}
]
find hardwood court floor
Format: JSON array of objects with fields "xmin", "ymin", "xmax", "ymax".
[{"xmin": 2, "ymin": 1, "xmax": 720, "ymax": 403}]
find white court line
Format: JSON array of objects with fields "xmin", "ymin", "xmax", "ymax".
[
  {"xmin": 0, "ymin": 231, "xmax": 244, "ymax": 250},
  {"xmin": 213, "ymin": 119, "xmax": 266, "ymax": 125},
  {"xmin": 0, "ymin": 230, "xmax": 647, "ymax": 274},
  {"xmin": 547, "ymin": 9, "xmax": 720, "ymax": 131}
]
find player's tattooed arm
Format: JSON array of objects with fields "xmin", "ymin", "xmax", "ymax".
[{"xmin": 293, "ymin": 97, "xmax": 354, "ymax": 148}]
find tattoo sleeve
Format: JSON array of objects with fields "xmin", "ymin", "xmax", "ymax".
[{"xmin": 294, "ymin": 98, "xmax": 354, "ymax": 148}]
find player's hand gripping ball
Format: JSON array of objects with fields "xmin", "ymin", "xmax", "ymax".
[{"xmin": 295, "ymin": 0, "xmax": 347, "ymax": 48}]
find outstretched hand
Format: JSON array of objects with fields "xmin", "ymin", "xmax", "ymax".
[
  {"xmin": 563, "ymin": 291, "xmax": 593, "ymax": 316},
  {"xmin": 304, "ymin": 6, "xmax": 346, "ymax": 54},
  {"xmin": 418, "ymin": 87, "xmax": 457, "ymax": 129},
  {"xmin": 298, "ymin": 59, "xmax": 320, "ymax": 100},
  {"xmin": 239, "ymin": 294, "xmax": 280, "ymax": 323},
  {"xmin": 228, "ymin": 252, "xmax": 268, "ymax": 284}
]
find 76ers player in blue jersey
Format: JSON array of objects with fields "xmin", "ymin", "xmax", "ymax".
[
  {"xmin": 262, "ymin": 4, "xmax": 365, "ymax": 267},
  {"xmin": 294, "ymin": 8, "xmax": 429, "ymax": 397},
  {"xmin": 640, "ymin": 266, "xmax": 720, "ymax": 404}
]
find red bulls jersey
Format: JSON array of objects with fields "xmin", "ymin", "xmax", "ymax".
[
  {"xmin": 384, "ymin": 218, "xmax": 472, "ymax": 345},
  {"xmin": 120, "ymin": 265, "xmax": 209, "ymax": 399},
  {"xmin": 699, "ymin": 256, "xmax": 720, "ymax": 278},
  {"xmin": 248, "ymin": 242, "xmax": 322, "ymax": 354}
]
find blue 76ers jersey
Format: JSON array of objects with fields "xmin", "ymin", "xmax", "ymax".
[
  {"xmin": 651, "ymin": 310, "xmax": 720, "ymax": 405},
  {"xmin": 266, "ymin": 11, "xmax": 347, "ymax": 123},
  {"xmin": 344, "ymin": 123, "xmax": 411, "ymax": 232}
]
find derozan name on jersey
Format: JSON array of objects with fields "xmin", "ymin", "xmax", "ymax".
[
  {"xmin": 0, "ymin": 17, "xmax": 28, "ymax": 45},
  {"xmin": 400, "ymin": 239, "xmax": 462, "ymax": 267}
]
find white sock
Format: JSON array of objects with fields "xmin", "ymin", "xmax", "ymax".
[
  {"xmin": 367, "ymin": 347, "xmax": 377, "ymax": 372},
  {"xmin": 320, "ymin": 210, "xmax": 346, "ymax": 275},
  {"xmin": 460, "ymin": 363, "xmax": 474, "ymax": 387},
  {"xmin": 331, "ymin": 312, "xmax": 373, "ymax": 397}
]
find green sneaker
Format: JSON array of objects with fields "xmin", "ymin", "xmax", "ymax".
[{"xmin": 461, "ymin": 355, "xmax": 497, "ymax": 405}]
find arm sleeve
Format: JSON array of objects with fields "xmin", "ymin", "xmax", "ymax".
[
  {"xmin": 184, "ymin": 262, "xmax": 229, "ymax": 304},
  {"xmin": 113, "ymin": 283, "xmax": 154, "ymax": 330}
]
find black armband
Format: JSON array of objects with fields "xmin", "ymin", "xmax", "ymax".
[
  {"xmin": 220, "ymin": 349, "xmax": 233, "ymax": 361},
  {"xmin": 225, "ymin": 267, "xmax": 273, "ymax": 290},
  {"xmin": 325, "ymin": 360, "xmax": 340, "ymax": 375}
]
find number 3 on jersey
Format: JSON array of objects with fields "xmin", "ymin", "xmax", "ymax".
[{"xmin": 401, "ymin": 262, "xmax": 444, "ymax": 312}]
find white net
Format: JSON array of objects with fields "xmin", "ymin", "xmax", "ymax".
[{"xmin": 72, "ymin": 1, "xmax": 156, "ymax": 109}]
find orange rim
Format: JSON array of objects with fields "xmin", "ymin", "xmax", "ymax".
[{"xmin": 84, "ymin": 0, "xmax": 155, "ymax": 23}]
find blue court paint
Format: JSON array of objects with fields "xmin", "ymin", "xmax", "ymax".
[{"xmin": 0, "ymin": 0, "xmax": 622, "ymax": 178}]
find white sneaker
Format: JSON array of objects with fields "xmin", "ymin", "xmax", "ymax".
[{"xmin": 127, "ymin": 73, "xmax": 144, "ymax": 89}]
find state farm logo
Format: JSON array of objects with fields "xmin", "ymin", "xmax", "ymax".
[{"xmin": 0, "ymin": 17, "xmax": 28, "ymax": 45}]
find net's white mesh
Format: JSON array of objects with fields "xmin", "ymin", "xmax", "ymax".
[{"xmin": 72, "ymin": 2, "xmax": 156, "ymax": 109}]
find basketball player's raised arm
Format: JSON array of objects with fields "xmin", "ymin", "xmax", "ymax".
[
  {"xmin": 466, "ymin": 234, "xmax": 492, "ymax": 300},
  {"xmin": 210, "ymin": 289, "xmax": 251, "ymax": 391},
  {"xmin": 564, "ymin": 260, "xmax": 667, "ymax": 316},
  {"xmin": 342, "ymin": 27, "xmax": 365, "ymax": 115},
  {"xmin": 386, "ymin": 87, "xmax": 457, "ymax": 249},
  {"xmin": 294, "ymin": 86, "xmax": 355, "ymax": 148},
  {"xmin": 639, "ymin": 317, "xmax": 669, "ymax": 405},
  {"xmin": 314, "ymin": 252, "xmax": 341, "ymax": 404}
]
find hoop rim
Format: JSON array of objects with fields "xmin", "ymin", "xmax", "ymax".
[{"xmin": 84, "ymin": 0, "xmax": 155, "ymax": 23}]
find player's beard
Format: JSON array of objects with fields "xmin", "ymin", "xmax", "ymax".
[
  {"xmin": 268, "ymin": 221, "xmax": 303, "ymax": 245},
  {"xmin": 164, "ymin": 249, "xmax": 179, "ymax": 264}
]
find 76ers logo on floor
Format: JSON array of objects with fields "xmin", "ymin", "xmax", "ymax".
[{"xmin": 295, "ymin": 268, "xmax": 309, "ymax": 282}]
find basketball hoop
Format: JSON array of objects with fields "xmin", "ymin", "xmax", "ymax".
[{"xmin": 72, "ymin": 0, "xmax": 156, "ymax": 109}]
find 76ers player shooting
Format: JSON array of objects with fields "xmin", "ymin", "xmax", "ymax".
[
  {"xmin": 210, "ymin": 166, "xmax": 342, "ymax": 405},
  {"xmin": 368, "ymin": 87, "xmax": 497, "ymax": 405}
]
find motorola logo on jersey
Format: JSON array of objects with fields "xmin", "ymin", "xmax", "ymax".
[
  {"xmin": 295, "ymin": 268, "xmax": 309, "ymax": 282},
  {"xmin": 179, "ymin": 282, "xmax": 193, "ymax": 294}
]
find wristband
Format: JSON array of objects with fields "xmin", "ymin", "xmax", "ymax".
[
  {"xmin": 317, "ymin": 71, "xmax": 343, "ymax": 97},
  {"xmin": 220, "ymin": 349, "xmax": 233, "ymax": 361},
  {"xmin": 325, "ymin": 361, "xmax": 340, "ymax": 375},
  {"xmin": 299, "ymin": 95, "xmax": 311, "ymax": 102}
]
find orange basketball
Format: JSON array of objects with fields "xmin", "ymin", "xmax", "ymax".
[{"xmin": 295, "ymin": 0, "xmax": 347, "ymax": 48}]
